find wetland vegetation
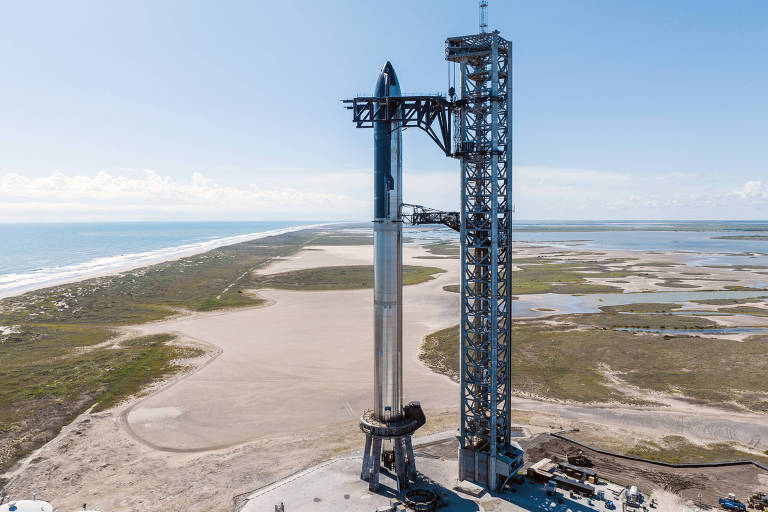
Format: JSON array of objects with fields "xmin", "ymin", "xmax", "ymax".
[
  {"xmin": 511, "ymin": 259, "xmax": 632, "ymax": 294},
  {"xmin": 420, "ymin": 315, "xmax": 768, "ymax": 409},
  {"xmin": 711, "ymin": 235, "xmax": 768, "ymax": 241},
  {"xmin": 252, "ymin": 265, "xmax": 444, "ymax": 290},
  {"xmin": 423, "ymin": 240, "xmax": 460, "ymax": 256}
]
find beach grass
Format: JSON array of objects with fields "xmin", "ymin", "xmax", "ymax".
[
  {"xmin": 424, "ymin": 241, "xmax": 460, "ymax": 256},
  {"xmin": 627, "ymin": 435, "xmax": 768, "ymax": 465},
  {"xmin": 0, "ymin": 329, "xmax": 201, "ymax": 471},
  {"xmin": 0, "ymin": 230, "xmax": 331, "ymax": 327},
  {"xmin": 92, "ymin": 335, "xmax": 203, "ymax": 412},
  {"xmin": 307, "ymin": 234, "xmax": 374, "ymax": 245},
  {"xmin": 0, "ymin": 227, "xmax": 343, "ymax": 472},
  {"xmin": 653, "ymin": 279, "xmax": 699, "ymax": 288},
  {"xmin": 420, "ymin": 325, "xmax": 461, "ymax": 381},
  {"xmin": 251, "ymin": 265, "xmax": 444, "ymax": 291}
]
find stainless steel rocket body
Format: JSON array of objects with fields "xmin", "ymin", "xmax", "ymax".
[{"xmin": 373, "ymin": 62, "xmax": 403, "ymax": 423}]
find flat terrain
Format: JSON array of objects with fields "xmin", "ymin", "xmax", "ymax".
[
  {"xmin": 5, "ymin": 229, "xmax": 768, "ymax": 510},
  {"xmin": 125, "ymin": 244, "xmax": 458, "ymax": 451},
  {"xmin": 1, "ymin": 237, "xmax": 462, "ymax": 510}
]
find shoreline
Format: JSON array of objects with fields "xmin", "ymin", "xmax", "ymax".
[
  {"xmin": 0, "ymin": 222, "xmax": 335, "ymax": 300},
  {"xmin": 4, "ymin": 223, "xmax": 767, "ymax": 302}
]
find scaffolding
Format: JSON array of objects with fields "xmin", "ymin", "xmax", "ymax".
[{"xmin": 446, "ymin": 30, "xmax": 520, "ymax": 490}]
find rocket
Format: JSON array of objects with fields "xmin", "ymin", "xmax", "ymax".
[
  {"xmin": 372, "ymin": 61, "xmax": 403, "ymax": 423},
  {"xmin": 356, "ymin": 60, "xmax": 425, "ymax": 492}
]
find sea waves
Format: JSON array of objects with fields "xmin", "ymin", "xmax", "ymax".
[{"xmin": 0, "ymin": 223, "xmax": 328, "ymax": 298}]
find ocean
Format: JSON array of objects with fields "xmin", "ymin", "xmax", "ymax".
[
  {"xmin": 0, "ymin": 221, "xmax": 323, "ymax": 298},
  {"xmin": 3, "ymin": 220, "xmax": 768, "ymax": 299}
]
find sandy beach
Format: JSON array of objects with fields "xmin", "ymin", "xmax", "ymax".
[
  {"xmin": 3, "ymin": 237, "xmax": 768, "ymax": 510},
  {"xmin": 0, "ymin": 223, "xmax": 332, "ymax": 300}
]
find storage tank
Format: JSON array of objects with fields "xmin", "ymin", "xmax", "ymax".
[{"xmin": 0, "ymin": 499, "xmax": 53, "ymax": 512}]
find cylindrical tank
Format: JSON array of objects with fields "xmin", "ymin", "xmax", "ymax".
[
  {"xmin": 0, "ymin": 499, "xmax": 53, "ymax": 512},
  {"xmin": 372, "ymin": 61, "xmax": 403, "ymax": 423}
]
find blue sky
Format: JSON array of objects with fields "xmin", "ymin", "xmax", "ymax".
[{"xmin": 1, "ymin": 0, "xmax": 766, "ymax": 221}]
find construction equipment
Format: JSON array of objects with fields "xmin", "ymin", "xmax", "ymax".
[
  {"xmin": 749, "ymin": 493, "xmax": 768, "ymax": 510},
  {"xmin": 567, "ymin": 450, "xmax": 593, "ymax": 467},
  {"xmin": 720, "ymin": 496, "xmax": 747, "ymax": 512}
]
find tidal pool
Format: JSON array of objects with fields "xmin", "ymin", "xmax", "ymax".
[
  {"xmin": 615, "ymin": 327, "xmax": 767, "ymax": 336},
  {"xmin": 513, "ymin": 290, "xmax": 768, "ymax": 317}
]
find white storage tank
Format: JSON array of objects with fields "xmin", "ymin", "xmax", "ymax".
[{"xmin": 0, "ymin": 499, "xmax": 53, "ymax": 512}]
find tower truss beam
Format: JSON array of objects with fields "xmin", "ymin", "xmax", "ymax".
[
  {"xmin": 402, "ymin": 203, "xmax": 459, "ymax": 232},
  {"xmin": 343, "ymin": 95, "xmax": 453, "ymax": 155},
  {"xmin": 447, "ymin": 30, "xmax": 520, "ymax": 490}
]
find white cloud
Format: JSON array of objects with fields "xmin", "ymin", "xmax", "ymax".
[
  {"xmin": 513, "ymin": 166, "xmax": 768, "ymax": 219},
  {"xmin": 0, "ymin": 170, "xmax": 345, "ymax": 204},
  {"xmin": 1, "ymin": 167, "xmax": 766, "ymax": 222},
  {"xmin": 732, "ymin": 180, "xmax": 768, "ymax": 200},
  {"xmin": 0, "ymin": 170, "xmax": 367, "ymax": 221}
]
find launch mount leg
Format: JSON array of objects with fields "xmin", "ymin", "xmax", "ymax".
[
  {"xmin": 361, "ymin": 433, "xmax": 372, "ymax": 480},
  {"xmin": 394, "ymin": 437, "xmax": 405, "ymax": 492},
  {"xmin": 359, "ymin": 404, "xmax": 424, "ymax": 493},
  {"xmin": 405, "ymin": 435, "xmax": 416, "ymax": 479},
  {"xmin": 370, "ymin": 437, "xmax": 383, "ymax": 491}
]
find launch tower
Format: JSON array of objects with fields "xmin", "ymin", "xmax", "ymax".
[
  {"xmin": 345, "ymin": 0, "xmax": 520, "ymax": 494},
  {"xmin": 446, "ymin": 28, "xmax": 520, "ymax": 492}
]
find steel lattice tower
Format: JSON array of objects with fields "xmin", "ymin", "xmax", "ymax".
[
  {"xmin": 447, "ymin": 30, "xmax": 518, "ymax": 490},
  {"xmin": 345, "ymin": 16, "xmax": 522, "ymax": 494}
]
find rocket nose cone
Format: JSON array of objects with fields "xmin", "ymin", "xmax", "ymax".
[
  {"xmin": 375, "ymin": 60, "xmax": 401, "ymax": 97},
  {"xmin": 382, "ymin": 61, "xmax": 397, "ymax": 84}
]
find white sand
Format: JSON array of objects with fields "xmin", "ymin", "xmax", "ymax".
[
  {"xmin": 260, "ymin": 244, "xmax": 375, "ymax": 274},
  {"xmin": 124, "ymin": 244, "xmax": 458, "ymax": 451}
]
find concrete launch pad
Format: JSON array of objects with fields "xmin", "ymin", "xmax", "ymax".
[
  {"xmin": 239, "ymin": 433, "xmax": 483, "ymax": 512},
  {"xmin": 238, "ymin": 433, "xmax": 616, "ymax": 512}
]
